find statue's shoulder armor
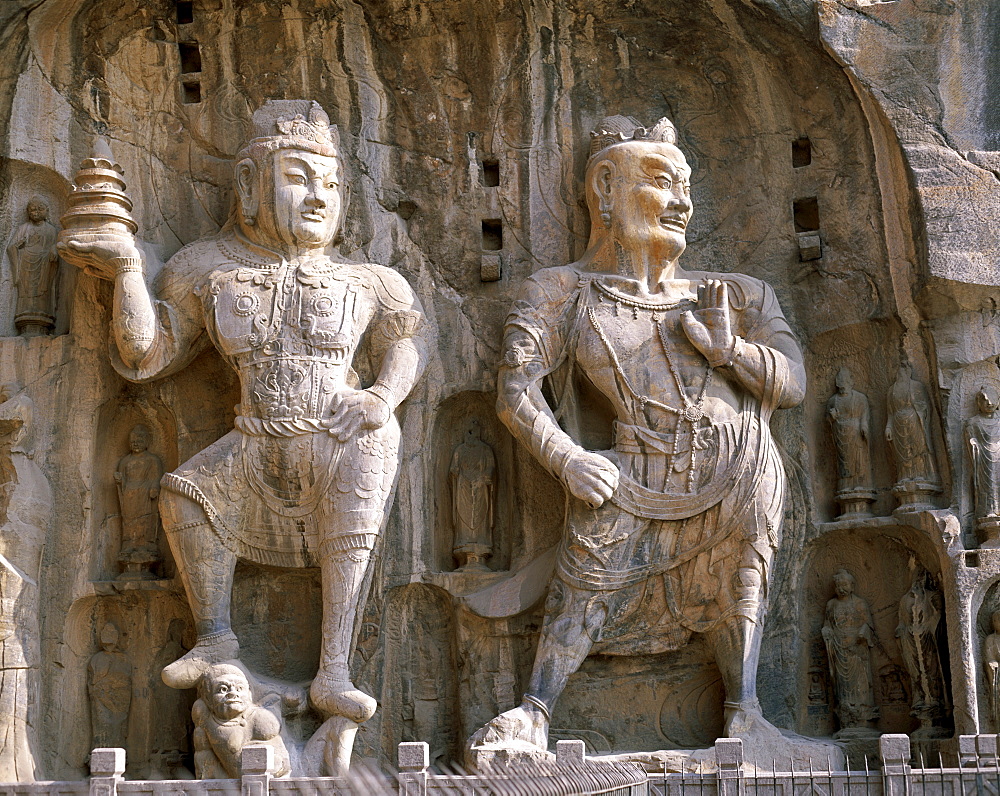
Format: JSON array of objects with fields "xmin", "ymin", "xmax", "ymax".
[
  {"xmin": 351, "ymin": 262, "xmax": 419, "ymax": 310},
  {"xmin": 155, "ymin": 235, "xmax": 229, "ymax": 298}
]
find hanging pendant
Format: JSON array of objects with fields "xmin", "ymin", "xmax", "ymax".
[
  {"xmin": 632, "ymin": 306, "xmax": 639, "ymax": 320},
  {"xmin": 651, "ymin": 312, "xmax": 660, "ymax": 324},
  {"xmin": 615, "ymin": 300, "xmax": 622, "ymax": 317},
  {"xmin": 683, "ymin": 405, "xmax": 704, "ymax": 422}
]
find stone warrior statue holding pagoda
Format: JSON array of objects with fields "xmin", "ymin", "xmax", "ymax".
[
  {"xmin": 59, "ymin": 100, "xmax": 427, "ymax": 774},
  {"xmin": 470, "ymin": 115, "xmax": 806, "ymax": 758}
]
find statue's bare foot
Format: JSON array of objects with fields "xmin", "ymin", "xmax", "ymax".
[
  {"xmin": 469, "ymin": 702, "xmax": 548, "ymax": 751},
  {"xmin": 723, "ymin": 700, "xmax": 781, "ymax": 740},
  {"xmin": 309, "ymin": 672, "xmax": 377, "ymax": 723},
  {"xmin": 161, "ymin": 629, "xmax": 239, "ymax": 689}
]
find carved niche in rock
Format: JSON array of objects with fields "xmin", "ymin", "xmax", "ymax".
[
  {"xmin": 5, "ymin": 197, "xmax": 59, "ymax": 337},
  {"xmin": 87, "ymin": 622, "xmax": 132, "ymax": 751},
  {"xmin": 886, "ymin": 363, "xmax": 941, "ymax": 511},
  {"xmin": 966, "ymin": 384, "xmax": 1000, "ymax": 547},
  {"xmin": 192, "ymin": 664, "xmax": 290, "ymax": 779},
  {"xmin": 59, "ymin": 99, "xmax": 429, "ymax": 774},
  {"xmin": 469, "ymin": 115, "xmax": 808, "ymax": 762},
  {"xmin": 0, "ymin": 385, "xmax": 49, "ymax": 781},
  {"xmin": 821, "ymin": 569, "xmax": 879, "ymax": 738},
  {"xmin": 896, "ymin": 570, "xmax": 949, "ymax": 737},
  {"xmin": 148, "ymin": 619, "xmax": 193, "ymax": 780},
  {"xmin": 450, "ymin": 419, "xmax": 497, "ymax": 571},
  {"xmin": 827, "ymin": 367, "xmax": 875, "ymax": 518},
  {"xmin": 114, "ymin": 425, "xmax": 163, "ymax": 581},
  {"xmin": 984, "ymin": 611, "xmax": 1000, "ymax": 731}
]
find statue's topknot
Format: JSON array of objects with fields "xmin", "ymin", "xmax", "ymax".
[{"xmin": 588, "ymin": 115, "xmax": 677, "ymax": 161}]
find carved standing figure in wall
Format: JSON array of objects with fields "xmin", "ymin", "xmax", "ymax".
[
  {"xmin": 192, "ymin": 664, "xmax": 290, "ymax": 779},
  {"xmin": 5, "ymin": 197, "xmax": 59, "ymax": 336},
  {"xmin": 885, "ymin": 362, "xmax": 940, "ymax": 510},
  {"xmin": 59, "ymin": 100, "xmax": 427, "ymax": 774},
  {"xmin": 114, "ymin": 424, "xmax": 163, "ymax": 580},
  {"xmin": 87, "ymin": 622, "xmax": 132, "ymax": 750},
  {"xmin": 983, "ymin": 611, "xmax": 1000, "ymax": 731},
  {"xmin": 450, "ymin": 419, "xmax": 496, "ymax": 571},
  {"xmin": 148, "ymin": 619, "xmax": 193, "ymax": 780},
  {"xmin": 896, "ymin": 570, "xmax": 947, "ymax": 736},
  {"xmin": 827, "ymin": 367, "xmax": 875, "ymax": 518},
  {"xmin": 469, "ymin": 115, "xmax": 806, "ymax": 757},
  {"xmin": 965, "ymin": 384, "xmax": 1000, "ymax": 546},
  {"xmin": 821, "ymin": 569, "xmax": 879, "ymax": 737},
  {"xmin": 0, "ymin": 385, "xmax": 49, "ymax": 781}
]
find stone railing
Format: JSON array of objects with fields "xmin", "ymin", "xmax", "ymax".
[{"xmin": 9, "ymin": 734, "xmax": 1000, "ymax": 796}]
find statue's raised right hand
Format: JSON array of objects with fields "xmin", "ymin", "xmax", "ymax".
[
  {"xmin": 563, "ymin": 449, "xmax": 619, "ymax": 509},
  {"xmin": 57, "ymin": 235, "xmax": 141, "ymax": 280}
]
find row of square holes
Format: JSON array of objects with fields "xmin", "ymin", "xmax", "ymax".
[{"xmin": 176, "ymin": 2, "xmax": 201, "ymax": 103}]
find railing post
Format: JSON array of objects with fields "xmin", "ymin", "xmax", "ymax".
[
  {"xmin": 556, "ymin": 739, "xmax": 586, "ymax": 766},
  {"xmin": 880, "ymin": 734, "xmax": 911, "ymax": 796},
  {"xmin": 715, "ymin": 737, "xmax": 744, "ymax": 796},
  {"xmin": 241, "ymin": 744, "xmax": 274, "ymax": 796},
  {"xmin": 89, "ymin": 748, "xmax": 125, "ymax": 796},
  {"xmin": 398, "ymin": 741, "xmax": 429, "ymax": 796},
  {"xmin": 959, "ymin": 735, "xmax": 978, "ymax": 767}
]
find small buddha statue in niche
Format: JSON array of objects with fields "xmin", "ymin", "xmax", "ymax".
[
  {"xmin": 896, "ymin": 570, "xmax": 947, "ymax": 736},
  {"xmin": 966, "ymin": 384, "xmax": 1000, "ymax": 547},
  {"xmin": 885, "ymin": 362, "xmax": 940, "ymax": 511},
  {"xmin": 984, "ymin": 611, "xmax": 1000, "ymax": 731},
  {"xmin": 114, "ymin": 424, "xmax": 163, "ymax": 579},
  {"xmin": 450, "ymin": 419, "xmax": 496, "ymax": 571},
  {"xmin": 821, "ymin": 568, "xmax": 879, "ymax": 738},
  {"xmin": 827, "ymin": 367, "xmax": 875, "ymax": 518},
  {"xmin": 5, "ymin": 196, "xmax": 59, "ymax": 336},
  {"xmin": 87, "ymin": 622, "xmax": 132, "ymax": 750}
]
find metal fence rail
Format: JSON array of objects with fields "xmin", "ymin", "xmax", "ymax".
[{"xmin": 11, "ymin": 733, "xmax": 1000, "ymax": 795}]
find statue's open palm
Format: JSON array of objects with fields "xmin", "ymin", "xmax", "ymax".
[{"xmin": 680, "ymin": 279, "xmax": 735, "ymax": 367}]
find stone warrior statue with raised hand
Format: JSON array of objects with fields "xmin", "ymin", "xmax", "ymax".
[
  {"xmin": 59, "ymin": 100, "xmax": 427, "ymax": 773},
  {"xmin": 470, "ymin": 116, "xmax": 805, "ymax": 756}
]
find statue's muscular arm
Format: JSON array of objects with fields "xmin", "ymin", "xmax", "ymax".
[{"xmin": 497, "ymin": 269, "xmax": 619, "ymax": 508}]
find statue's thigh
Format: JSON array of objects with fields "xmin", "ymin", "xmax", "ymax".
[{"xmin": 324, "ymin": 419, "xmax": 402, "ymax": 537}]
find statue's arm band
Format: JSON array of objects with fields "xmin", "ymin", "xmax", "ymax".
[{"xmin": 110, "ymin": 257, "xmax": 144, "ymax": 276}]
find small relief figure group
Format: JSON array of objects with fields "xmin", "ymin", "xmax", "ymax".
[{"xmin": 822, "ymin": 568, "xmax": 948, "ymax": 738}]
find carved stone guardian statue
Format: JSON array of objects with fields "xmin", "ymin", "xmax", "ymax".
[
  {"xmin": 469, "ymin": 115, "xmax": 806, "ymax": 758},
  {"xmin": 984, "ymin": 611, "xmax": 1000, "ymax": 731},
  {"xmin": 966, "ymin": 385, "xmax": 1000, "ymax": 547},
  {"xmin": 0, "ymin": 384, "xmax": 49, "ymax": 780},
  {"xmin": 5, "ymin": 197, "xmax": 59, "ymax": 336},
  {"xmin": 87, "ymin": 622, "xmax": 132, "ymax": 751},
  {"xmin": 114, "ymin": 424, "xmax": 163, "ymax": 580},
  {"xmin": 821, "ymin": 569, "xmax": 879, "ymax": 738},
  {"xmin": 59, "ymin": 99, "xmax": 427, "ymax": 775},
  {"xmin": 192, "ymin": 664, "xmax": 290, "ymax": 779},
  {"xmin": 827, "ymin": 367, "xmax": 875, "ymax": 518},
  {"xmin": 896, "ymin": 570, "xmax": 947, "ymax": 737},
  {"xmin": 450, "ymin": 419, "xmax": 496, "ymax": 571},
  {"xmin": 886, "ymin": 362, "xmax": 940, "ymax": 511}
]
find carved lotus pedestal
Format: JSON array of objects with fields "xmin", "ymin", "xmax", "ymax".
[
  {"xmin": 892, "ymin": 480, "xmax": 941, "ymax": 515},
  {"xmin": 835, "ymin": 488, "xmax": 876, "ymax": 521}
]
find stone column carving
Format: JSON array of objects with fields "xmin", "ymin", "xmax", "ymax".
[
  {"xmin": 821, "ymin": 569, "xmax": 879, "ymax": 738},
  {"xmin": 5, "ymin": 197, "xmax": 59, "ymax": 336},
  {"xmin": 469, "ymin": 114, "xmax": 806, "ymax": 758},
  {"xmin": 450, "ymin": 419, "xmax": 496, "ymax": 571},
  {"xmin": 114, "ymin": 424, "xmax": 163, "ymax": 580},
  {"xmin": 965, "ymin": 385, "xmax": 1000, "ymax": 547},
  {"xmin": 87, "ymin": 622, "xmax": 132, "ymax": 750},
  {"xmin": 0, "ymin": 385, "xmax": 49, "ymax": 781},
  {"xmin": 59, "ymin": 99, "xmax": 428, "ymax": 775},
  {"xmin": 191, "ymin": 664, "xmax": 290, "ymax": 779},
  {"xmin": 886, "ymin": 363, "xmax": 940, "ymax": 511},
  {"xmin": 827, "ymin": 367, "xmax": 875, "ymax": 518},
  {"xmin": 896, "ymin": 571, "xmax": 947, "ymax": 737}
]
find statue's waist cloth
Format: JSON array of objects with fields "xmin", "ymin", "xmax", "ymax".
[
  {"xmin": 556, "ymin": 412, "xmax": 785, "ymax": 656},
  {"xmin": 160, "ymin": 416, "xmax": 400, "ymax": 568}
]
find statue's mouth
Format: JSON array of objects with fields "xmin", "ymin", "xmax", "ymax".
[
  {"xmin": 658, "ymin": 215, "xmax": 686, "ymax": 232},
  {"xmin": 301, "ymin": 211, "xmax": 326, "ymax": 222}
]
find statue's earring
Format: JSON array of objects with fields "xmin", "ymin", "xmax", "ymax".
[
  {"xmin": 242, "ymin": 210, "xmax": 256, "ymax": 226},
  {"xmin": 600, "ymin": 209, "xmax": 612, "ymax": 229}
]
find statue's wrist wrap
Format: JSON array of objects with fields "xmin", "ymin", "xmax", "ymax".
[
  {"xmin": 366, "ymin": 382, "xmax": 396, "ymax": 411},
  {"xmin": 111, "ymin": 257, "xmax": 143, "ymax": 276},
  {"xmin": 710, "ymin": 335, "xmax": 744, "ymax": 369}
]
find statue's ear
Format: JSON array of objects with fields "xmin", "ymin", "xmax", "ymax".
[
  {"xmin": 589, "ymin": 159, "xmax": 617, "ymax": 228},
  {"xmin": 235, "ymin": 158, "xmax": 260, "ymax": 225}
]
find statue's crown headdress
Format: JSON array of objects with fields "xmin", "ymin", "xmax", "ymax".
[
  {"xmin": 588, "ymin": 115, "xmax": 677, "ymax": 161},
  {"xmin": 239, "ymin": 99, "xmax": 339, "ymax": 160}
]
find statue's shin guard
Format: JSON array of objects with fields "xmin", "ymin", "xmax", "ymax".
[
  {"xmin": 311, "ymin": 534, "xmax": 377, "ymax": 724},
  {"xmin": 162, "ymin": 517, "xmax": 237, "ymax": 638}
]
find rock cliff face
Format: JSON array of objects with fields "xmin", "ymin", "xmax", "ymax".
[{"xmin": 0, "ymin": 0, "xmax": 998, "ymax": 779}]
